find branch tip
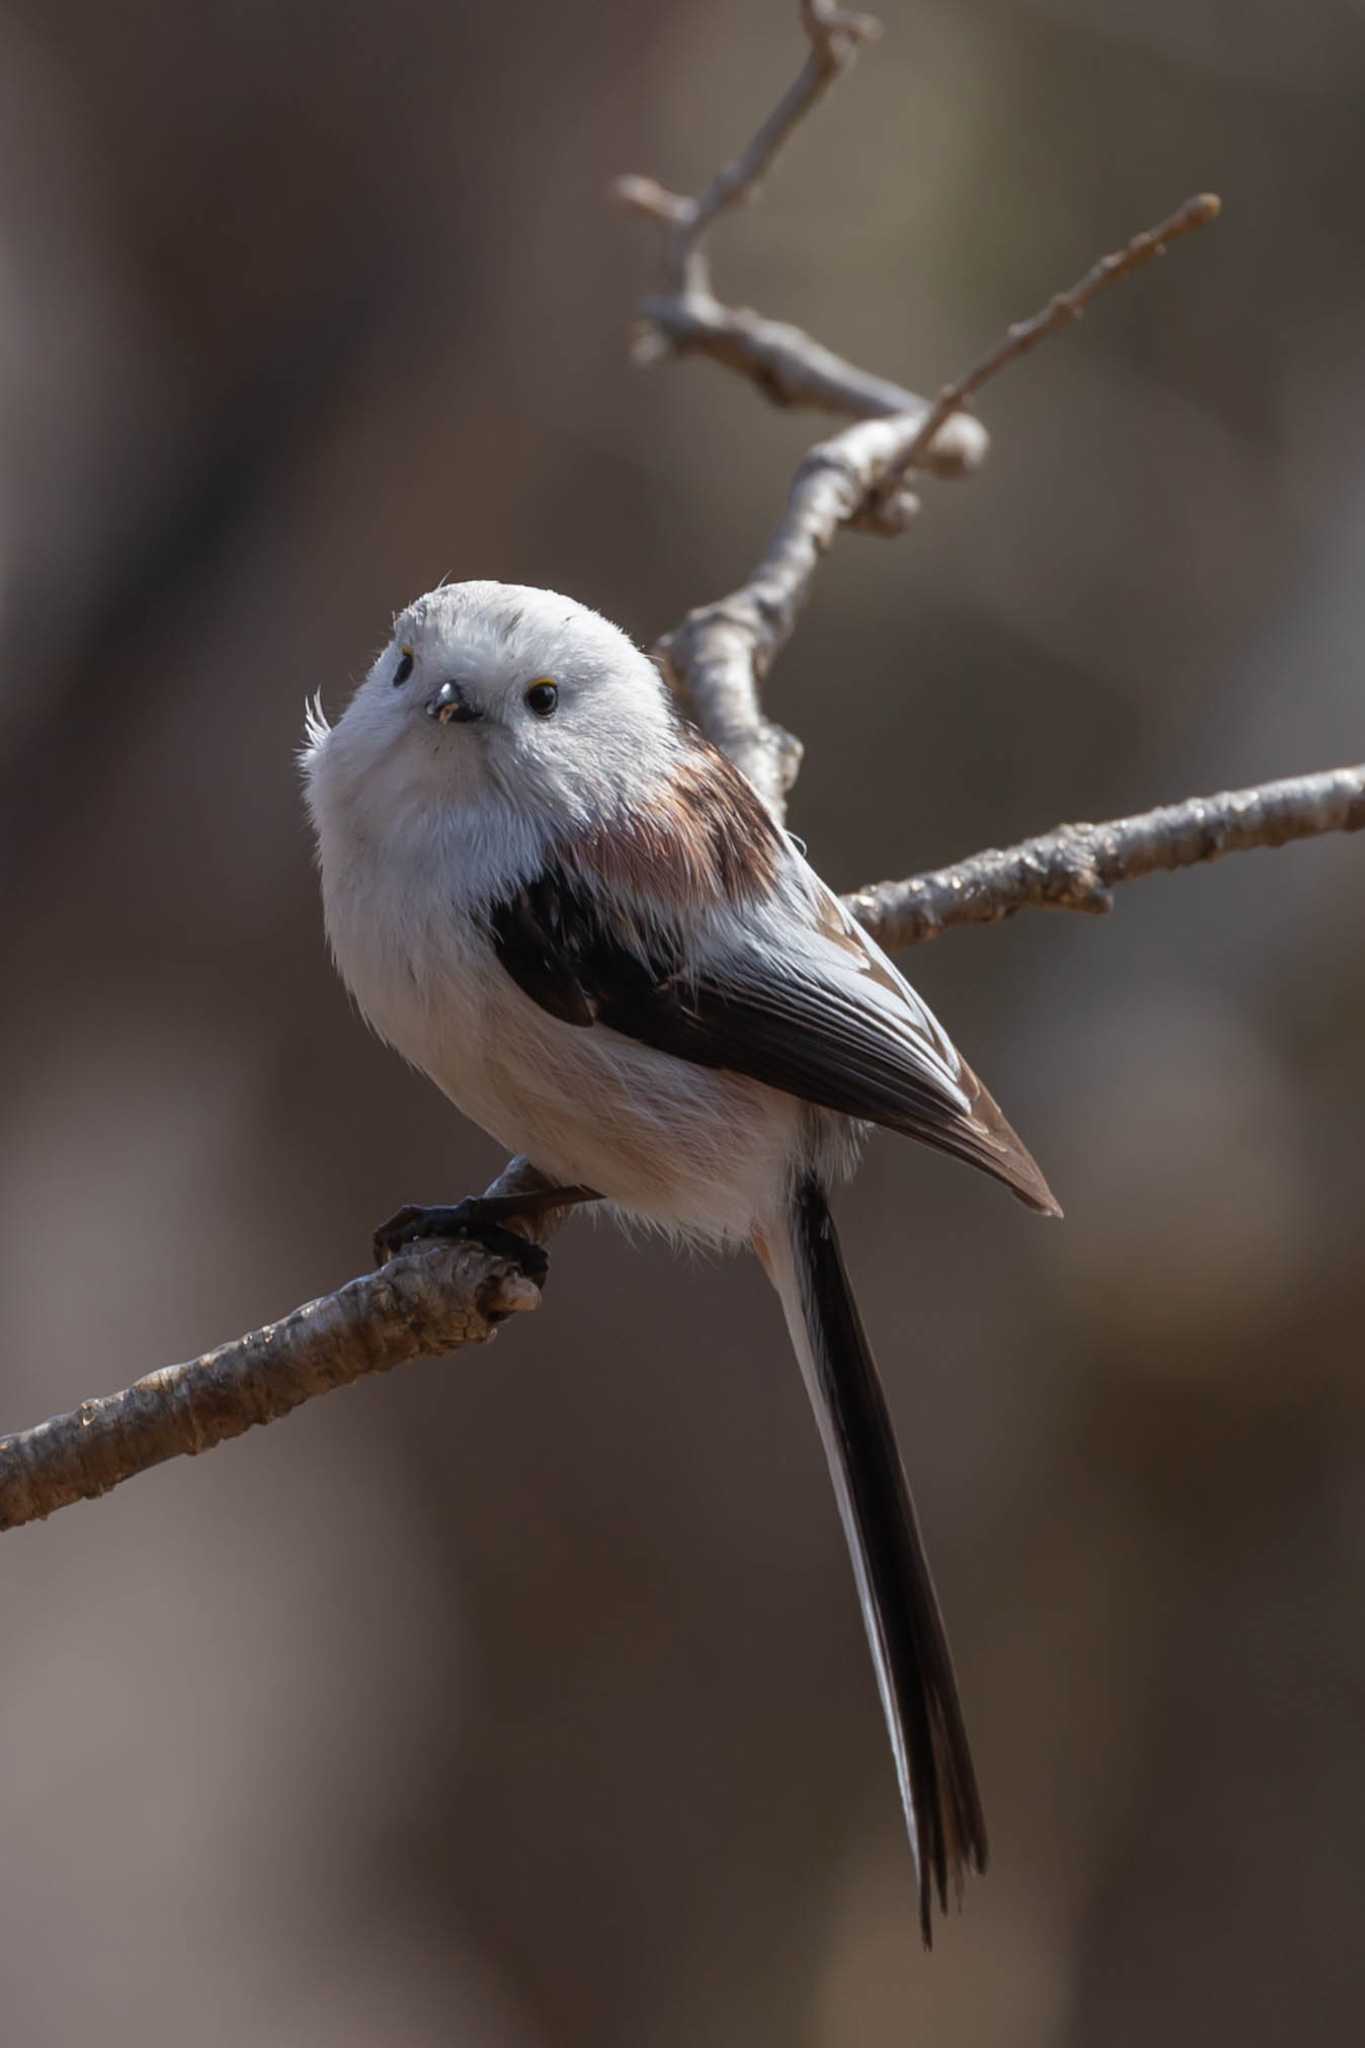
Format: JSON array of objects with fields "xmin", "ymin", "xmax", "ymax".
[
  {"xmin": 802, "ymin": 1, "xmax": 884, "ymax": 57},
  {"xmin": 878, "ymin": 189, "xmax": 1223, "ymax": 491}
]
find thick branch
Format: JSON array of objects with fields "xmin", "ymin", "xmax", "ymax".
[
  {"xmin": 846, "ymin": 765, "xmax": 1365, "ymax": 948},
  {"xmin": 0, "ymin": 1157, "xmax": 576, "ymax": 1534},
  {"xmin": 657, "ymin": 414, "xmax": 937, "ymax": 813},
  {"xmin": 0, "ymin": 1242, "xmax": 540, "ymax": 1533}
]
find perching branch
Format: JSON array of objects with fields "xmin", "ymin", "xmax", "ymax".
[
  {"xmin": 0, "ymin": 1243, "xmax": 540, "ymax": 1533},
  {"xmin": 3, "ymin": 5, "xmax": 1359, "ymax": 1535},
  {"xmin": 0, "ymin": 1157, "xmax": 573, "ymax": 1534}
]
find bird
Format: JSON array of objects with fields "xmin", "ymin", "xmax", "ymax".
[{"xmin": 303, "ymin": 579, "xmax": 1060, "ymax": 1944}]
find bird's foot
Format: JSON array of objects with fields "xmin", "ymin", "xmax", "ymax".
[{"xmin": 372, "ymin": 1198, "xmax": 550, "ymax": 1286}]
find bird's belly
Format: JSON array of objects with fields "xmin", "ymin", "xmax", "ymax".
[
  {"xmin": 328, "ymin": 887, "xmax": 796, "ymax": 1242},
  {"xmin": 440, "ymin": 993, "xmax": 796, "ymax": 1244}
]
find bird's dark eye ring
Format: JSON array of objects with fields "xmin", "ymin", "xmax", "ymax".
[
  {"xmin": 393, "ymin": 646, "xmax": 414, "ymax": 687},
  {"xmin": 525, "ymin": 679, "xmax": 558, "ymax": 717}
]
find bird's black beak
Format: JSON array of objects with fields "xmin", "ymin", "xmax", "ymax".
[{"xmin": 425, "ymin": 680, "xmax": 484, "ymax": 725}]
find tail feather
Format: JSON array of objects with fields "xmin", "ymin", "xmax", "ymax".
[{"xmin": 765, "ymin": 1173, "xmax": 987, "ymax": 1945}]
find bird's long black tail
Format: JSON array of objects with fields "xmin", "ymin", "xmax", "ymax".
[{"xmin": 764, "ymin": 1172, "xmax": 988, "ymax": 1946}]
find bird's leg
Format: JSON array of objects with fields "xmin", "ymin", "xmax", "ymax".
[{"xmin": 371, "ymin": 1183, "xmax": 599, "ymax": 1280}]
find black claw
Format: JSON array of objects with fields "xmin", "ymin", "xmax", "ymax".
[{"xmin": 372, "ymin": 1200, "xmax": 550, "ymax": 1286}]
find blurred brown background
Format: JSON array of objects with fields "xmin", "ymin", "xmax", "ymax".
[{"xmin": 1, "ymin": 2, "xmax": 1362, "ymax": 2042}]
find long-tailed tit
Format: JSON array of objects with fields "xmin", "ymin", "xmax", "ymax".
[{"xmin": 304, "ymin": 580, "xmax": 1059, "ymax": 1943}]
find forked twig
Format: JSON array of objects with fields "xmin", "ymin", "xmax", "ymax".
[{"xmin": 613, "ymin": 2, "xmax": 987, "ymax": 477}]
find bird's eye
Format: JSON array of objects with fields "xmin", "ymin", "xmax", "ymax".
[
  {"xmin": 525, "ymin": 679, "xmax": 558, "ymax": 717},
  {"xmin": 393, "ymin": 646, "xmax": 414, "ymax": 687}
]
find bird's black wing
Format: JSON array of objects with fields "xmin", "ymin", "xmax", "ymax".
[{"xmin": 485, "ymin": 859, "xmax": 1058, "ymax": 1214}]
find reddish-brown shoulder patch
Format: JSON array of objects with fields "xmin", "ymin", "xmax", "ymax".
[
  {"xmin": 672, "ymin": 746, "xmax": 784, "ymax": 900},
  {"xmin": 568, "ymin": 743, "xmax": 783, "ymax": 908}
]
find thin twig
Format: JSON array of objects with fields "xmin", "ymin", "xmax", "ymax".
[
  {"xmin": 877, "ymin": 192, "xmax": 1223, "ymax": 495},
  {"xmin": 616, "ymin": 2, "xmax": 879, "ymax": 299},
  {"xmin": 658, "ymin": 189, "xmax": 1220, "ymax": 822},
  {"xmin": 657, "ymin": 202, "xmax": 1207, "ymax": 822},
  {"xmin": 611, "ymin": 3, "xmax": 986, "ymax": 479},
  {"xmin": 624, "ymin": 28, "xmax": 1220, "ymax": 823},
  {"xmin": 687, "ymin": 3, "xmax": 882, "ymax": 264},
  {"xmin": 619, "ymin": 22, "xmax": 1221, "ymax": 817}
]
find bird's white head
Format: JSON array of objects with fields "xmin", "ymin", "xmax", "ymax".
[{"xmin": 303, "ymin": 580, "xmax": 681, "ymax": 846}]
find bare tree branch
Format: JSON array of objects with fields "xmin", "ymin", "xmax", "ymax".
[
  {"xmin": 656, "ymin": 412, "xmax": 927, "ymax": 813},
  {"xmin": 667, "ymin": 2, "xmax": 883, "ymax": 266},
  {"xmin": 1, "ymin": 7, "xmax": 1357, "ymax": 1534},
  {"xmin": 621, "ymin": 18, "xmax": 1217, "ymax": 821},
  {"xmin": 874, "ymin": 191, "xmax": 1221, "ymax": 499},
  {"xmin": 0, "ymin": 1242, "xmax": 541, "ymax": 1534},
  {"xmin": 0, "ymin": 1158, "xmax": 577, "ymax": 1534},
  {"xmin": 847, "ymin": 764, "xmax": 1365, "ymax": 949},
  {"xmin": 619, "ymin": 290, "xmax": 989, "ymax": 471},
  {"xmin": 612, "ymin": 3, "xmax": 988, "ymax": 481},
  {"xmin": 654, "ymin": 190, "xmax": 1220, "ymax": 820}
]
